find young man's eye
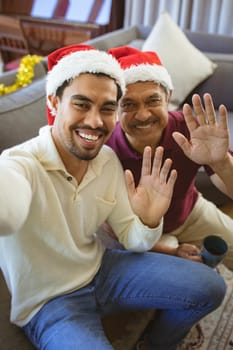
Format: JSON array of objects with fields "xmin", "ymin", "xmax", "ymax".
[
  {"xmin": 102, "ymin": 107, "xmax": 117, "ymax": 113},
  {"xmin": 74, "ymin": 102, "xmax": 89, "ymax": 109}
]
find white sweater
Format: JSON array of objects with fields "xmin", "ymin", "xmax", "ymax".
[{"xmin": 0, "ymin": 126, "xmax": 162, "ymax": 326}]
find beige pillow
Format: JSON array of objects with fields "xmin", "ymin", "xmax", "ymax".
[{"xmin": 142, "ymin": 12, "xmax": 217, "ymax": 109}]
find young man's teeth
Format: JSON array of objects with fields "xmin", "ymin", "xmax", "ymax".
[{"xmin": 79, "ymin": 132, "xmax": 98, "ymax": 141}]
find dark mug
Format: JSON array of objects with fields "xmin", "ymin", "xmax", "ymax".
[{"xmin": 201, "ymin": 235, "xmax": 228, "ymax": 268}]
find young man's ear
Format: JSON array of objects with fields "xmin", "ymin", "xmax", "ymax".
[{"xmin": 48, "ymin": 95, "xmax": 59, "ymax": 116}]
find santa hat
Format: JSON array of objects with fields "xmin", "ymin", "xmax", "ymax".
[
  {"xmin": 46, "ymin": 44, "xmax": 125, "ymax": 125},
  {"xmin": 108, "ymin": 46, "xmax": 173, "ymax": 93}
]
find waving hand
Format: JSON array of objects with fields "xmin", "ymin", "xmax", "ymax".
[
  {"xmin": 125, "ymin": 146, "xmax": 177, "ymax": 228},
  {"xmin": 173, "ymin": 93, "xmax": 229, "ymax": 165}
]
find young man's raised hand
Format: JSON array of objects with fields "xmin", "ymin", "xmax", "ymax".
[{"xmin": 125, "ymin": 146, "xmax": 177, "ymax": 228}]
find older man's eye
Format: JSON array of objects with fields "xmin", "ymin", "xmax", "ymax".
[
  {"xmin": 120, "ymin": 102, "xmax": 136, "ymax": 111},
  {"xmin": 148, "ymin": 98, "xmax": 161, "ymax": 105}
]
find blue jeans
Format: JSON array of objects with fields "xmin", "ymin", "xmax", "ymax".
[{"xmin": 23, "ymin": 249, "xmax": 226, "ymax": 350}]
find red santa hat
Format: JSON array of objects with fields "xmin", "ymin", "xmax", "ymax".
[
  {"xmin": 46, "ymin": 44, "xmax": 125, "ymax": 125},
  {"xmin": 108, "ymin": 46, "xmax": 173, "ymax": 93}
]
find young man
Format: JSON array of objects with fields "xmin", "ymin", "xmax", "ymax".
[
  {"xmin": 107, "ymin": 46, "xmax": 233, "ymax": 268},
  {"xmin": 0, "ymin": 44, "xmax": 226, "ymax": 350}
]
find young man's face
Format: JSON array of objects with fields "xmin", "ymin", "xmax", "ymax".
[
  {"xmin": 49, "ymin": 73, "xmax": 118, "ymax": 162},
  {"xmin": 118, "ymin": 81, "xmax": 170, "ymax": 153}
]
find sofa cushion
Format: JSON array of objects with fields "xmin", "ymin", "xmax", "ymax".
[
  {"xmin": 142, "ymin": 12, "xmax": 217, "ymax": 109},
  {"xmin": 0, "ymin": 78, "xmax": 47, "ymax": 153}
]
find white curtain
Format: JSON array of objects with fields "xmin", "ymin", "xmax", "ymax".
[{"xmin": 124, "ymin": 0, "xmax": 233, "ymax": 35}]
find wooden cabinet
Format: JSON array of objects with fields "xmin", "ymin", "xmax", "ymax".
[{"xmin": 20, "ymin": 17, "xmax": 100, "ymax": 56}]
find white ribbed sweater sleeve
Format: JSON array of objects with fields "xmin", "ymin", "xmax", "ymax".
[{"xmin": 0, "ymin": 160, "xmax": 32, "ymax": 235}]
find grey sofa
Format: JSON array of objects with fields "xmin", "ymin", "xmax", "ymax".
[{"xmin": 0, "ymin": 25, "xmax": 233, "ymax": 349}]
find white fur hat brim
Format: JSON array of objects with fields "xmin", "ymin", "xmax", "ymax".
[
  {"xmin": 124, "ymin": 64, "xmax": 173, "ymax": 92},
  {"xmin": 46, "ymin": 49, "xmax": 126, "ymax": 98}
]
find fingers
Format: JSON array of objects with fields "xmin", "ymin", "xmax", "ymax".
[
  {"xmin": 192, "ymin": 93, "xmax": 217, "ymax": 125},
  {"xmin": 193, "ymin": 93, "xmax": 229, "ymax": 129},
  {"xmin": 190, "ymin": 255, "xmax": 203, "ymax": 263},
  {"xmin": 192, "ymin": 94, "xmax": 207, "ymax": 125},
  {"xmin": 151, "ymin": 147, "xmax": 177, "ymax": 186},
  {"xmin": 157, "ymin": 158, "xmax": 176, "ymax": 184},
  {"xmin": 141, "ymin": 146, "xmax": 152, "ymax": 177},
  {"xmin": 203, "ymin": 93, "xmax": 216, "ymax": 125},
  {"xmin": 186, "ymin": 93, "xmax": 230, "ymax": 131},
  {"xmin": 141, "ymin": 146, "xmax": 177, "ymax": 185},
  {"xmin": 219, "ymin": 104, "xmax": 229, "ymax": 130},
  {"xmin": 177, "ymin": 243, "xmax": 202, "ymax": 262},
  {"xmin": 182, "ymin": 103, "xmax": 198, "ymax": 133},
  {"xmin": 172, "ymin": 131, "xmax": 190, "ymax": 153},
  {"xmin": 167, "ymin": 169, "xmax": 177, "ymax": 187},
  {"xmin": 172, "ymin": 130, "xmax": 193, "ymax": 160},
  {"xmin": 151, "ymin": 146, "xmax": 163, "ymax": 178},
  {"xmin": 125, "ymin": 169, "xmax": 135, "ymax": 198}
]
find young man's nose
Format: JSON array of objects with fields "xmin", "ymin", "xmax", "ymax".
[{"xmin": 85, "ymin": 110, "xmax": 104, "ymax": 128}]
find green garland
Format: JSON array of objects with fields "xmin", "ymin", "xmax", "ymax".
[{"xmin": 0, "ymin": 55, "xmax": 43, "ymax": 96}]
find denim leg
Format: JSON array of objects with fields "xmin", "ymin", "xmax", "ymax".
[
  {"xmin": 95, "ymin": 249, "xmax": 226, "ymax": 350},
  {"xmin": 23, "ymin": 282, "xmax": 113, "ymax": 350},
  {"xmin": 23, "ymin": 249, "xmax": 225, "ymax": 350}
]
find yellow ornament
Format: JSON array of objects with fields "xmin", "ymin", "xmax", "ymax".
[{"xmin": 0, "ymin": 55, "xmax": 43, "ymax": 96}]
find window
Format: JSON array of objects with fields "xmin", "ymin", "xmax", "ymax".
[{"xmin": 31, "ymin": 0, "xmax": 112, "ymax": 25}]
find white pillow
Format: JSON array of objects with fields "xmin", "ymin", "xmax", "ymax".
[{"xmin": 142, "ymin": 12, "xmax": 217, "ymax": 109}]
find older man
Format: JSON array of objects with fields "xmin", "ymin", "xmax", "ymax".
[{"xmin": 107, "ymin": 46, "xmax": 233, "ymax": 268}]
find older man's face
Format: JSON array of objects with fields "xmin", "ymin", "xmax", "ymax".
[{"xmin": 119, "ymin": 81, "xmax": 170, "ymax": 153}]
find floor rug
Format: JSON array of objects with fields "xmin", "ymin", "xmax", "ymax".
[{"xmin": 178, "ymin": 264, "xmax": 233, "ymax": 350}]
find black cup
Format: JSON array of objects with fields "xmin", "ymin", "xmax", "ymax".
[{"xmin": 201, "ymin": 235, "xmax": 228, "ymax": 268}]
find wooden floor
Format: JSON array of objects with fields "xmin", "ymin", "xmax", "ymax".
[{"xmin": 219, "ymin": 199, "xmax": 233, "ymax": 218}]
